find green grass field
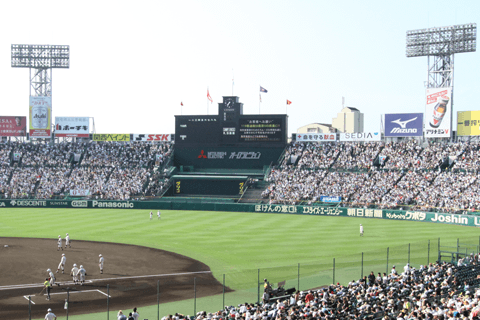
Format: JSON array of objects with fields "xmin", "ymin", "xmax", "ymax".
[{"xmin": 1, "ymin": 208, "xmax": 479, "ymax": 320}]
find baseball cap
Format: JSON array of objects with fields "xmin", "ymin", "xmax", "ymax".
[{"xmin": 48, "ymin": 308, "xmax": 52, "ymax": 312}]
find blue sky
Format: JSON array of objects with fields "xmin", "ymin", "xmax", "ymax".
[{"xmin": 0, "ymin": 0, "xmax": 478, "ymax": 134}]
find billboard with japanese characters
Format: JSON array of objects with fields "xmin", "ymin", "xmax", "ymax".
[
  {"xmin": 425, "ymin": 87, "xmax": 452, "ymax": 137},
  {"xmin": 457, "ymin": 111, "xmax": 480, "ymax": 136},
  {"xmin": 295, "ymin": 133, "xmax": 337, "ymax": 142},
  {"xmin": 0, "ymin": 116, "xmax": 26, "ymax": 136},
  {"xmin": 92, "ymin": 134, "xmax": 130, "ymax": 142},
  {"xmin": 54, "ymin": 117, "xmax": 89, "ymax": 137},
  {"xmin": 29, "ymin": 96, "xmax": 52, "ymax": 138}
]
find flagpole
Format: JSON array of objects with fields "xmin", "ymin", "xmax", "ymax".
[
  {"xmin": 232, "ymin": 69, "xmax": 234, "ymax": 96},
  {"xmin": 259, "ymin": 93, "xmax": 261, "ymax": 114},
  {"xmin": 207, "ymin": 87, "xmax": 209, "ymax": 115}
]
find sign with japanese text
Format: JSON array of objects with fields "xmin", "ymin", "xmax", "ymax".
[
  {"xmin": 54, "ymin": 117, "xmax": 89, "ymax": 137},
  {"xmin": 0, "ymin": 116, "xmax": 26, "ymax": 136},
  {"xmin": 425, "ymin": 87, "xmax": 452, "ymax": 138},
  {"xmin": 457, "ymin": 111, "xmax": 480, "ymax": 136},
  {"xmin": 92, "ymin": 134, "xmax": 130, "ymax": 142},
  {"xmin": 295, "ymin": 133, "xmax": 337, "ymax": 142},
  {"xmin": 133, "ymin": 134, "xmax": 172, "ymax": 141},
  {"xmin": 29, "ymin": 96, "xmax": 52, "ymax": 138}
]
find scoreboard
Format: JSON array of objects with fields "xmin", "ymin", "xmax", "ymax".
[
  {"xmin": 174, "ymin": 96, "xmax": 287, "ymax": 170},
  {"xmin": 175, "ymin": 96, "xmax": 287, "ymax": 146}
]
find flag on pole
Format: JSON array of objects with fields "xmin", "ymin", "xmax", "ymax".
[
  {"xmin": 259, "ymin": 94, "xmax": 262, "ymax": 102},
  {"xmin": 286, "ymin": 100, "xmax": 292, "ymax": 105},
  {"xmin": 260, "ymin": 86, "xmax": 268, "ymax": 93},
  {"xmin": 207, "ymin": 89, "xmax": 213, "ymax": 103},
  {"xmin": 181, "ymin": 102, "xmax": 183, "ymax": 106}
]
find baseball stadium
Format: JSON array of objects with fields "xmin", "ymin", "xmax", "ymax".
[{"xmin": 2, "ymin": 10, "xmax": 480, "ymax": 320}]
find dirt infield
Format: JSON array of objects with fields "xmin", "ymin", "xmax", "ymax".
[{"xmin": 0, "ymin": 238, "xmax": 227, "ymax": 320}]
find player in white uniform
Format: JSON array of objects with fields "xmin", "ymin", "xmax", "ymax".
[
  {"xmin": 99, "ymin": 254, "xmax": 104, "ymax": 274},
  {"xmin": 47, "ymin": 268, "xmax": 56, "ymax": 286},
  {"xmin": 56, "ymin": 253, "xmax": 66, "ymax": 273},
  {"xmin": 360, "ymin": 224, "xmax": 364, "ymax": 236},
  {"xmin": 150, "ymin": 211, "xmax": 153, "ymax": 220},
  {"xmin": 76, "ymin": 265, "xmax": 86, "ymax": 285},
  {"xmin": 65, "ymin": 233, "xmax": 71, "ymax": 248},
  {"xmin": 157, "ymin": 210, "xmax": 161, "ymax": 219},
  {"xmin": 45, "ymin": 308, "xmax": 57, "ymax": 320},
  {"xmin": 57, "ymin": 235, "xmax": 63, "ymax": 251},
  {"xmin": 71, "ymin": 263, "xmax": 79, "ymax": 284}
]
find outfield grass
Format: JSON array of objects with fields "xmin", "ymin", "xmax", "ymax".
[{"xmin": 1, "ymin": 208, "xmax": 479, "ymax": 319}]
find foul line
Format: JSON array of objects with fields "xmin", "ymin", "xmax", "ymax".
[
  {"xmin": 23, "ymin": 295, "xmax": 35, "ymax": 304},
  {"xmin": 0, "ymin": 271, "xmax": 212, "ymax": 291}
]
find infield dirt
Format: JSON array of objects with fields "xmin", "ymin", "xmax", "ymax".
[{"xmin": 0, "ymin": 238, "xmax": 227, "ymax": 320}]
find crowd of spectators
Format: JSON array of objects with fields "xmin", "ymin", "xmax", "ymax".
[
  {"xmin": 0, "ymin": 140, "xmax": 173, "ymax": 200},
  {"xmin": 172, "ymin": 257, "xmax": 480, "ymax": 320},
  {"xmin": 264, "ymin": 140, "xmax": 480, "ymax": 213}
]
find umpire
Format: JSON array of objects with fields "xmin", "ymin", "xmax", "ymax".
[{"xmin": 44, "ymin": 278, "xmax": 51, "ymax": 300}]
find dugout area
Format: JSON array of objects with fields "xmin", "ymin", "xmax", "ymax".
[{"xmin": 0, "ymin": 238, "xmax": 226, "ymax": 320}]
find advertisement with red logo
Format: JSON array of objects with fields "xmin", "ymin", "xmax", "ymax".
[
  {"xmin": 133, "ymin": 134, "xmax": 171, "ymax": 141},
  {"xmin": 54, "ymin": 117, "xmax": 89, "ymax": 137},
  {"xmin": 29, "ymin": 96, "xmax": 52, "ymax": 138},
  {"xmin": 296, "ymin": 133, "xmax": 337, "ymax": 142},
  {"xmin": 0, "ymin": 116, "xmax": 27, "ymax": 136},
  {"xmin": 425, "ymin": 87, "xmax": 452, "ymax": 138}
]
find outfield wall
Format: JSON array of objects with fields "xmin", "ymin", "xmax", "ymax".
[{"xmin": 2, "ymin": 199, "xmax": 480, "ymax": 227}]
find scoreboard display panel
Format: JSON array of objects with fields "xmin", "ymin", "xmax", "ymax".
[
  {"xmin": 172, "ymin": 175, "xmax": 247, "ymax": 196},
  {"xmin": 239, "ymin": 116, "xmax": 285, "ymax": 143},
  {"xmin": 175, "ymin": 116, "xmax": 220, "ymax": 144}
]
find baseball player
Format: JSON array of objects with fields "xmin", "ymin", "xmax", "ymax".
[
  {"xmin": 99, "ymin": 254, "xmax": 104, "ymax": 274},
  {"xmin": 76, "ymin": 265, "xmax": 86, "ymax": 285},
  {"xmin": 360, "ymin": 224, "xmax": 364, "ymax": 236},
  {"xmin": 71, "ymin": 263, "xmax": 79, "ymax": 284},
  {"xmin": 47, "ymin": 268, "xmax": 56, "ymax": 286},
  {"xmin": 157, "ymin": 210, "xmax": 161, "ymax": 219},
  {"xmin": 65, "ymin": 233, "xmax": 71, "ymax": 248},
  {"xmin": 56, "ymin": 253, "xmax": 66, "ymax": 273},
  {"xmin": 45, "ymin": 308, "xmax": 56, "ymax": 320},
  {"xmin": 150, "ymin": 211, "xmax": 153, "ymax": 220},
  {"xmin": 57, "ymin": 235, "xmax": 63, "ymax": 251}
]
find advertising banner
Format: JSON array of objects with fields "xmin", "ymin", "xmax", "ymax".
[
  {"xmin": 384, "ymin": 113, "xmax": 423, "ymax": 137},
  {"xmin": 295, "ymin": 133, "xmax": 337, "ymax": 142},
  {"xmin": 320, "ymin": 196, "xmax": 342, "ymax": 203},
  {"xmin": 339, "ymin": 132, "xmax": 381, "ymax": 142},
  {"xmin": 457, "ymin": 111, "xmax": 480, "ymax": 136},
  {"xmin": 425, "ymin": 87, "xmax": 452, "ymax": 137},
  {"xmin": 133, "ymin": 134, "xmax": 172, "ymax": 142},
  {"xmin": 29, "ymin": 96, "xmax": 52, "ymax": 138},
  {"xmin": 70, "ymin": 189, "xmax": 90, "ymax": 196},
  {"xmin": 54, "ymin": 117, "xmax": 89, "ymax": 137},
  {"xmin": 0, "ymin": 116, "xmax": 27, "ymax": 136},
  {"xmin": 92, "ymin": 134, "xmax": 130, "ymax": 142}
]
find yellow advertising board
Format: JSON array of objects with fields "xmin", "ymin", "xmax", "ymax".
[
  {"xmin": 92, "ymin": 134, "xmax": 130, "ymax": 141},
  {"xmin": 457, "ymin": 111, "xmax": 480, "ymax": 136}
]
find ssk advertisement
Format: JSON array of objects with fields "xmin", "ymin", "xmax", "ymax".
[
  {"xmin": 384, "ymin": 113, "xmax": 423, "ymax": 137},
  {"xmin": 29, "ymin": 96, "xmax": 52, "ymax": 138},
  {"xmin": 133, "ymin": 134, "xmax": 172, "ymax": 141},
  {"xmin": 0, "ymin": 116, "xmax": 27, "ymax": 136},
  {"xmin": 457, "ymin": 111, "xmax": 480, "ymax": 136},
  {"xmin": 425, "ymin": 87, "xmax": 452, "ymax": 138},
  {"xmin": 54, "ymin": 117, "xmax": 89, "ymax": 137}
]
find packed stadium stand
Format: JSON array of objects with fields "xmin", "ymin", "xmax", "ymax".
[{"xmin": 1, "ymin": 139, "xmax": 480, "ymax": 213}]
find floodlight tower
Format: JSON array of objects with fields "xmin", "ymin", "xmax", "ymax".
[{"xmin": 11, "ymin": 44, "xmax": 70, "ymax": 97}]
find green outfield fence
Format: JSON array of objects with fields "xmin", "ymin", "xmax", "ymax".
[{"xmin": 25, "ymin": 236, "xmax": 480, "ymax": 320}]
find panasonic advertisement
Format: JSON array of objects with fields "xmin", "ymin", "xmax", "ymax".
[{"xmin": 384, "ymin": 113, "xmax": 423, "ymax": 137}]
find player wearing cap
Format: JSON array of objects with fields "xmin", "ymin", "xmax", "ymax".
[
  {"xmin": 57, "ymin": 235, "xmax": 63, "ymax": 251},
  {"xmin": 150, "ymin": 211, "xmax": 153, "ymax": 220},
  {"xmin": 99, "ymin": 254, "xmax": 105, "ymax": 274},
  {"xmin": 71, "ymin": 263, "xmax": 79, "ymax": 284},
  {"xmin": 359, "ymin": 224, "xmax": 364, "ymax": 236},
  {"xmin": 391, "ymin": 265, "xmax": 398, "ymax": 275},
  {"xmin": 65, "ymin": 233, "xmax": 71, "ymax": 248},
  {"xmin": 47, "ymin": 268, "xmax": 56, "ymax": 286},
  {"xmin": 44, "ymin": 279, "xmax": 52, "ymax": 301},
  {"xmin": 157, "ymin": 210, "xmax": 161, "ymax": 220},
  {"xmin": 56, "ymin": 253, "xmax": 66, "ymax": 273},
  {"xmin": 45, "ymin": 308, "xmax": 56, "ymax": 320},
  {"xmin": 77, "ymin": 265, "xmax": 86, "ymax": 285}
]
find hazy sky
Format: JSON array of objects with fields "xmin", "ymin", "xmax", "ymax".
[{"xmin": 0, "ymin": 0, "xmax": 478, "ymax": 135}]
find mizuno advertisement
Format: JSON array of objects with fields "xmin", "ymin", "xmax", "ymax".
[{"xmin": 384, "ymin": 113, "xmax": 423, "ymax": 137}]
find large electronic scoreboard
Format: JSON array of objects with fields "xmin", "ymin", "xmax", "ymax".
[{"xmin": 174, "ymin": 96, "xmax": 287, "ymax": 170}]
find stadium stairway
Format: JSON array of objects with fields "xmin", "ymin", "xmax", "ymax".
[{"xmin": 238, "ymin": 180, "xmax": 269, "ymax": 204}]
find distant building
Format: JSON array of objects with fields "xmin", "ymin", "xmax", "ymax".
[
  {"xmin": 332, "ymin": 107, "xmax": 364, "ymax": 133},
  {"xmin": 297, "ymin": 123, "xmax": 336, "ymax": 134}
]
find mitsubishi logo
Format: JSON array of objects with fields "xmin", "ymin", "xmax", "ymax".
[
  {"xmin": 198, "ymin": 150, "xmax": 207, "ymax": 159},
  {"xmin": 391, "ymin": 117, "xmax": 417, "ymax": 129}
]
